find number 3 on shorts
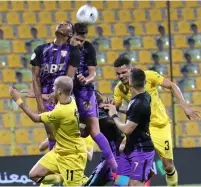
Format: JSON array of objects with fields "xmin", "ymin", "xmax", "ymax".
[
  {"xmin": 67, "ymin": 169, "xmax": 74, "ymax": 181},
  {"xmin": 165, "ymin": 140, "xmax": 169, "ymax": 150}
]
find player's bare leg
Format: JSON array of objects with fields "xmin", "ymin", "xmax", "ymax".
[
  {"xmin": 162, "ymin": 157, "xmax": 178, "ymax": 186},
  {"xmin": 83, "ymin": 117, "xmax": 117, "ymax": 173},
  {"xmin": 29, "ymin": 163, "xmax": 63, "ymax": 185}
]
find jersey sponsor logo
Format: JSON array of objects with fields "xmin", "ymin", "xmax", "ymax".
[
  {"xmin": 43, "ymin": 63, "xmax": 65, "ymax": 74},
  {"xmin": 83, "ymin": 101, "xmax": 92, "ymax": 110},
  {"xmin": 31, "ymin": 53, "xmax": 36, "ymax": 60},
  {"xmin": 61, "ymin": 50, "xmax": 68, "ymax": 57}
]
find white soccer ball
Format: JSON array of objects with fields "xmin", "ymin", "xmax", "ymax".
[{"xmin": 76, "ymin": 4, "xmax": 98, "ymax": 24}]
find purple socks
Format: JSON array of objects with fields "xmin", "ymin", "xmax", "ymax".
[
  {"xmin": 48, "ymin": 140, "xmax": 56, "ymax": 150},
  {"xmin": 93, "ymin": 133, "xmax": 117, "ymax": 172}
]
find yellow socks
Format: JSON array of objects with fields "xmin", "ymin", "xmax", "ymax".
[{"xmin": 166, "ymin": 168, "xmax": 178, "ymax": 186}]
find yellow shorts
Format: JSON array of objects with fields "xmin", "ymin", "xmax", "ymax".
[
  {"xmin": 38, "ymin": 150, "xmax": 87, "ymax": 186},
  {"xmin": 150, "ymin": 123, "xmax": 173, "ymax": 160}
]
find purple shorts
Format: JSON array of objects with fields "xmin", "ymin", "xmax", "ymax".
[
  {"xmin": 117, "ymin": 151, "xmax": 155, "ymax": 181},
  {"xmin": 73, "ymin": 88, "xmax": 98, "ymax": 120}
]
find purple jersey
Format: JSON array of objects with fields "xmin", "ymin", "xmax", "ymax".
[
  {"xmin": 30, "ymin": 43, "xmax": 80, "ymax": 94},
  {"xmin": 73, "ymin": 41, "xmax": 98, "ymax": 119},
  {"xmin": 74, "ymin": 41, "xmax": 97, "ymax": 89},
  {"xmin": 125, "ymin": 91, "xmax": 154, "ymax": 154}
]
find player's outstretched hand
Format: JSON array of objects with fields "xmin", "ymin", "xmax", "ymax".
[
  {"xmin": 101, "ymin": 103, "xmax": 117, "ymax": 117},
  {"xmin": 20, "ymin": 89, "xmax": 35, "ymax": 98},
  {"xmin": 183, "ymin": 106, "xmax": 201, "ymax": 120},
  {"xmin": 48, "ymin": 93, "xmax": 56, "ymax": 105},
  {"xmin": 77, "ymin": 74, "xmax": 88, "ymax": 85},
  {"xmin": 9, "ymin": 86, "xmax": 21, "ymax": 102},
  {"xmin": 104, "ymin": 97, "xmax": 115, "ymax": 105}
]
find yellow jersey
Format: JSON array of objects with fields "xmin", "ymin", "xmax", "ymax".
[
  {"xmin": 83, "ymin": 136, "xmax": 94, "ymax": 150},
  {"xmin": 40, "ymin": 98, "xmax": 86, "ymax": 154},
  {"xmin": 114, "ymin": 70, "xmax": 170, "ymax": 127}
]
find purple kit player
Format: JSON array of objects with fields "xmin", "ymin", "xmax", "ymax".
[
  {"xmin": 71, "ymin": 23, "xmax": 117, "ymax": 174},
  {"xmin": 84, "ymin": 90, "xmax": 124, "ymax": 186},
  {"xmin": 30, "ymin": 21, "xmax": 81, "ymax": 150},
  {"xmin": 103, "ymin": 68, "xmax": 155, "ymax": 186}
]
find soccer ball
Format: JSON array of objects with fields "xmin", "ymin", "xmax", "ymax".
[{"xmin": 76, "ymin": 4, "xmax": 98, "ymax": 24}]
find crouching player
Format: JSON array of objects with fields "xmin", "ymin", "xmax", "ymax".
[
  {"xmin": 102, "ymin": 69, "xmax": 155, "ymax": 186},
  {"xmin": 9, "ymin": 76, "xmax": 87, "ymax": 186}
]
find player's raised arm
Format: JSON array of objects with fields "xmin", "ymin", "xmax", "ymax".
[
  {"xmin": 9, "ymin": 87, "xmax": 41, "ymax": 122},
  {"xmin": 32, "ymin": 66, "xmax": 45, "ymax": 112},
  {"xmin": 84, "ymin": 43, "xmax": 97, "ymax": 84},
  {"xmin": 150, "ymin": 70, "xmax": 200, "ymax": 120},
  {"xmin": 67, "ymin": 42, "xmax": 81, "ymax": 78},
  {"xmin": 31, "ymin": 47, "xmax": 46, "ymax": 113}
]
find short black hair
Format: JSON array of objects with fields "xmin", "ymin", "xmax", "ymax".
[
  {"xmin": 31, "ymin": 27, "xmax": 37, "ymax": 32},
  {"xmin": 123, "ymin": 39, "xmax": 130, "ymax": 46},
  {"xmin": 158, "ymin": 25, "xmax": 165, "ymax": 31},
  {"xmin": 128, "ymin": 25, "xmax": 134, "ymax": 30},
  {"xmin": 184, "ymin": 52, "xmax": 190, "ymax": 59},
  {"xmin": 16, "ymin": 71, "xmax": 22, "ymax": 77},
  {"xmin": 74, "ymin": 23, "xmax": 88, "ymax": 35},
  {"xmin": 152, "ymin": 53, "xmax": 159, "ymax": 59},
  {"xmin": 25, "ymin": 42, "xmax": 31, "ymax": 47},
  {"xmin": 130, "ymin": 68, "xmax": 146, "ymax": 89},
  {"xmin": 191, "ymin": 23, "xmax": 197, "ymax": 29},
  {"xmin": 114, "ymin": 54, "xmax": 131, "ymax": 67},
  {"xmin": 188, "ymin": 38, "xmax": 195, "ymax": 43}
]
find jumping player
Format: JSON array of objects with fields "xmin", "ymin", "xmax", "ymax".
[
  {"xmin": 9, "ymin": 76, "xmax": 87, "ymax": 186},
  {"xmin": 103, "ymin": 68, "xmax": 155, "ymax": 186},
  {"xmin": 71, "ymin": 23, "xmax": 117, "ymax": 173},
  {"xmin": 112, "ymin": 55, "xmax": 200, "ymax": 186},
  {"xmin": 30, "ymin": 21, "xmax": 81, "ymax": 150}
]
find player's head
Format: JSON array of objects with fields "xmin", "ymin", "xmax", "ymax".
[
  {"xmin": 184, "ymin": 52, "xmax": 191, "ymax": 62},
  {"xmin": 55, "ymin": 21, "xmax": 74, "ymax": 39},
  {"xmin": 114, "ymin": 54, "xmax": 131, "ymax": 84},
  {"xmin": 31, "ymin": 27, "xmax": 38, "ymax": 38},
  {"xmin": 53, "ymin": 76, "xmax": 73, "ymax": 99},
  {"xmin": 129, "ymin": 68, "xmax": 146, "ymax": 91},
  {"xmin": 152, "ymin": 53, "xmax": 159, "ymax": 64},
  {"xmin": 73, "ymin": 23, "xmax": 88, "ymax": 48},
  {"xmin": 95, "ymin": 90, "xmax": 103, "ymax": 105},
  {"xmin": 191, "ymin": 23, "xmax": 198, "ymax": 34},
  {"xmin": 158, "ymin": 25, "xmax": 165, "ymax": 35},
  {"xmin": 16, "ymin": 72, "xmax": 23, "ymax": 83},
  {"xmin": 188, "ymin": 38, "xmax": 195, "ymax": 48},
  {"xmin": 156, "ymin": 39, "xmax": 163, "ymax": 51},
  {"xmin": 0, "ymin": 29, "xmax": 4, "ymax": 39}
]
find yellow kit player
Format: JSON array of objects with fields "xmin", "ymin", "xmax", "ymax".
[
  {"xmin": 9, "ymin": 76, "xmax": 87, "ymax": 186},
  {"xmin": 112, "ymin": 55, "xmax": 200, "ymax": 186}
]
